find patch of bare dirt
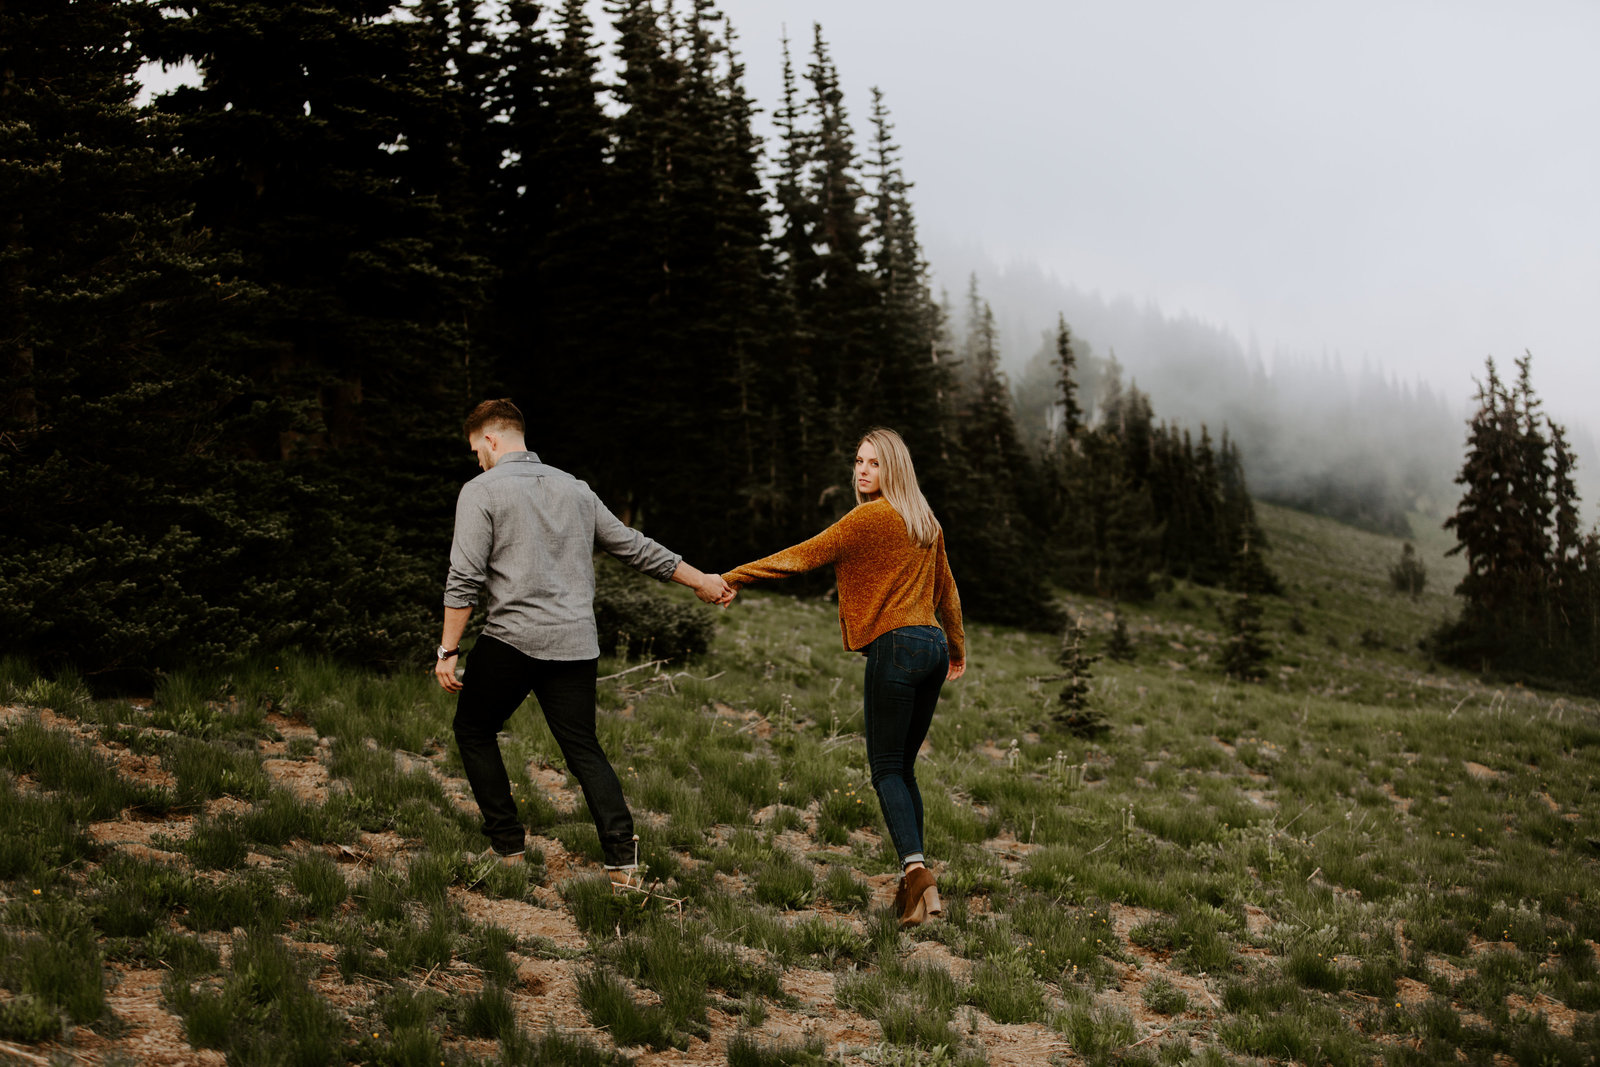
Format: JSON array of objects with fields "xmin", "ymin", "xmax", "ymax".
[
  {"xmin": 89, "ymin": 813, "xmax": 194, "ymax": 852},
  {"xmin": 107, "ymin": 748, "xmax": 177, "ymax": 790},
  {"xmin": 1395, "ymin": 976, "xmax": 1431, "ymax": 1005},
  {"xmin": 90, "ymin": 964, "xmax": 225, "ymax": 1066},
  {"xmin": 261, "ymin": 710, "xmax": 315, "ymax": 738},
  {"xmin": 965, "ymin": 1018, "xmax": 1074, "ymax": 1066},
  {"xmin": 511, "ymin": 957, "xmax": 591, "ymax": 1037},
  {"xmin": 981, "ymin": 832, "xmax": 1041, "ymax": 873},
  {"xmin": 1380, "ymin": 780, "xmax": 1414, "ymax": 813},
  {"xmin": 525, "ymin": 760, "xmax": 582, "ymax": 814},
  {"xmin": 262, "ymin": 758, "xmax": 329, "ymax": 803},
  {"xmin": 1506, "ymin": 992, "xmax": 1577, "ymax": 1036},
  {"xmin": 904, "ymin": 938, "xmax": 972, "ymax": 982},
  {"xmin": 204, "ymin": 795, "xmax": 255, "ymax": 818},
  {"xmin": 1425, "ymin": 954, "xmax": 1473, "ymax": 985},
  {"xmin": 451, "ymin": 887, "xmax": 587, "ymax": 952}
]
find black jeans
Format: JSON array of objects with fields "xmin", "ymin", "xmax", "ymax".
[
  {"xmin": 453, "ymin": 634, "xmax": 636, "ymax": 866},
  {"xmin": 862, "ymin": 625, "xmax": 949, "ymax": 864}
]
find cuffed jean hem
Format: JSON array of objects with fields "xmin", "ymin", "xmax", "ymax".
[{"xmin": 900, "ymin": 852, "xmax": 925, "ymax": 867}]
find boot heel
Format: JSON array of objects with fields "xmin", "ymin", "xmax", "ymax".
[{"xmin": 924, "ymin": 886, "xmax": 942, "ymax": 917}]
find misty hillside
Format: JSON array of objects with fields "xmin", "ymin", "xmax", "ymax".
[{"xmin": 931, "ymin": 244, "xmax": 1600, "ymax": 537}]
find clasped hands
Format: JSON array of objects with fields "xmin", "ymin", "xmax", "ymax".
[{"xmin": 693, "ymin": 573, "xmax": 738, "ymax": 606}]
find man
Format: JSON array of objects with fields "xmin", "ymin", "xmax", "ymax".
[{"xmin": 435, "ymin": 398, "xmax": 730, "ymax": 883}]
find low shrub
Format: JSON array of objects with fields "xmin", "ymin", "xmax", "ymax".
[{"xmin": 594, "ymin": 557, "xmax": 715, "ymax": 663}]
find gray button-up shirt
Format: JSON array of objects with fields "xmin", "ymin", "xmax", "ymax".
[{"xmin": 444, "ymin": 452, "xmax": 682, "ymax": 660}]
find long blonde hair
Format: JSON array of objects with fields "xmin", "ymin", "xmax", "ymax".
[{"xmin": 856, "ymin": 428, "xmax": 941, "ymax": 548}]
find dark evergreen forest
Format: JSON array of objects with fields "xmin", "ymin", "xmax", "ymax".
[
  {"xmin": 3, "ymin": 0, "xmax": 1275, "ymax": 681},
  {"xmin": 1434, "ymin": 357, "xmax": 1600, "ymax": 693}
]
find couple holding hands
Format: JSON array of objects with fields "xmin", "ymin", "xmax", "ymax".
[{"xmin": 435, "ymin": 400, "xmax": 963, "ymax": 927}]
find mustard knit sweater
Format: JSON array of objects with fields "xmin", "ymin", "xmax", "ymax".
[{"xmin": 723, "ymin": 499, "xmax": 965, "ymax": 662}]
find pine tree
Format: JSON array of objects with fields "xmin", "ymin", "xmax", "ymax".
[
  {"xmin": 0, "ymin": 0, "xmax": 270, "ymax": 674},
  {"xmin": 1219, "ymin": 535, "xmax": 1272, "ymax": 681},
  {"xmin": 1054, "ymin": 314, "xmax": 1085, "ymax": 444},
  {"xmin": 943, "ymin": 279, "xmax": 1060, "ymax": 628},
  {"xmin": 800, "ymin": 24, "xmax": 877, "ymax": 513},
  {"xmin": 864, "ymin": 87, "xmax": 950, "ymax": 480},
  {"xmin": 139, "ymin": 0, "xmax": 492, "ymax": 664},
  {"xmin": 1439, "ymin": 354, "xmax": 1600, "ymax": 685},
  {"xmin": 1219, "ymin": 591, "xmax": 1270, "ymax": 682},
  {"xmin": 1050, "ymin": 615, "xmax": 1108, "ymax": 737},
  {"xmin": 1388, "ymin": 543, "xmax": 1428, "ymax": 599},
  {"xmin": 1548, "ymin": 421, "xmax": 1585, "ymax": 639},
  {"xmin": 146, "ymin": 0, "xmax": 490, "ymax": 460},
  {"xmin": 1105, "ymin": 609, "xmax": 1137, "ymax": 662},
  {"xmin": 1441, "ymin": 358, "xmax": 1524, "ymax": 665}
]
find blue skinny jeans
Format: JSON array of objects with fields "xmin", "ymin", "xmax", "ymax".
[{"xmin": 862, "ymin": 625, "xmax": 949, "ymax": 865}]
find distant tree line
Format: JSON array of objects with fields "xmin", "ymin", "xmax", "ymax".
[
  {"xmin": 1435, "ymin": 356, "xmax": 1600, "ymax": 692},
  {"xmin": 1, "ymin": 0, "xmax": 1273, "ymax": 681}
]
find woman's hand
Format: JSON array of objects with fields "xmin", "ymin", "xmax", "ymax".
[{"xmin": 947, "ymin": 659, "xmax": 966, "ymax": 681}]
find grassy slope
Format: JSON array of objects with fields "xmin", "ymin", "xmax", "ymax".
[{"xmin": 1, "ymin": 503, "xmax": 1598, "ymax": 1065}]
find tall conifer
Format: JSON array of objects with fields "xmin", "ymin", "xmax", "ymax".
[{"xmin": 1, "ymin": 0, "xmax": 270, "ymax": 673}]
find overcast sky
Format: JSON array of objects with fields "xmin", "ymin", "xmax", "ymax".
[{"xmin": 698, "ymin": 0, "xmax": 1600, "ymax": 429}]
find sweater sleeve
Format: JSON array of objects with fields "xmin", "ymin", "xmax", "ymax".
[
  {"xmin": 723, "ymin": 510, "xmax": 859, "ymax": 589},
  {"xmin": 932, "ymin": 531, "xmax": 966, "ymax": 663}
]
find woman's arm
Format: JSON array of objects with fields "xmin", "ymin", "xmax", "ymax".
[
  {"xmin": 723, "ymin": 511, "xmax": 857, "ymax": 590},
  {"xmin": 933, "ymin": 531, "xmax": 966, "ymax": 676}
]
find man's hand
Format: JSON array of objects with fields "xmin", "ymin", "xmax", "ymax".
[
  {"xmin": 435, "ymin": 653, "xmax": 463, "ymax": 692},
  {"xmin": 436, "ymin": 606, "xmax": 471, "ymax": 693},
  {"xmin": 947, "ymin": 659, "xmax": 966, "ymax": 681},
  {"xmin": 672, "ymin": 560, "xmax": 735, "ymax": 606}
]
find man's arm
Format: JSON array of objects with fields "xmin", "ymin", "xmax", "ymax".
[
  {"xmin": 589, "ymin": 485, "xmax": 728, "ymax": 601},
  {"xmin": 590, "ymin": 489, "xmax": 683, "ymax": 580},
  {"xmin": 671, "ymin": 560, "xmax": 734, "ymax": 604},
  {"xmin": 435, "ymin": 606, "xmax": 471, "ymax": 692},
  {"xmin": 438, "ymin": 486, "xmax": 488, "ymax": 693}
]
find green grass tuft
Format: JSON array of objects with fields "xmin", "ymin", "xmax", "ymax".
[
  {"xmin": 726, "ymin": 1029, "xmax": 834, "ymax": 1066},
  {"xmin": 289, "ymin": 851, "xmax": 349, "ymax": 916}
]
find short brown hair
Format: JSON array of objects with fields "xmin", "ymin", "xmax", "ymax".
[{"xmin": 464, "ymin": 398, "xmax": 525, "ymax": 439}]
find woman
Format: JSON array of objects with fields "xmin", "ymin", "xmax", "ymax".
[{"xmin": 723, "ymin": 428, "xmax": 965, "ymax": 926}]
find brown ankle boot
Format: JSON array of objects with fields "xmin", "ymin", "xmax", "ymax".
[
  {"xmin": 891, "ymin": 874, "xmax": 912, "ymax": 915},
  {"xmin": 898, "ymin": 866, "xmax": 941, "ymax": 927}
]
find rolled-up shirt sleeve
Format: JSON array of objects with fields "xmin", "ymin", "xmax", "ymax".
[
  {"xmin": 444, "ymin": 485, "xmax": 492, "ymax": 608},
  {"xmin": 589, "ymin": 486, "xmax": 681, "ymax": 581}
]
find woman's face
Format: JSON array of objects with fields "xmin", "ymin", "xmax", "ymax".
[{"xmin": 855, "ymin": 440, "xmax": 882, "ymax": 497}]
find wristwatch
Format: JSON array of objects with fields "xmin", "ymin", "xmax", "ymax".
[{"xmin": 437, "ymin": 645, "xmax": 460, "ymax": 660}]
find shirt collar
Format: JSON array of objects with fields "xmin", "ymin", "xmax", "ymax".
[{"xmin": 498, "ymin": 450, "xmax": 542, "ymax": 464}]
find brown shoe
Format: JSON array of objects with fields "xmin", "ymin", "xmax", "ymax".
[
  {"xmin": 609, "ymin": 867, "xmax": 647, "ymax": 894},
  {"xmin": 898, "ymin": 866, "xmax": 941, "ymax": 927}
]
